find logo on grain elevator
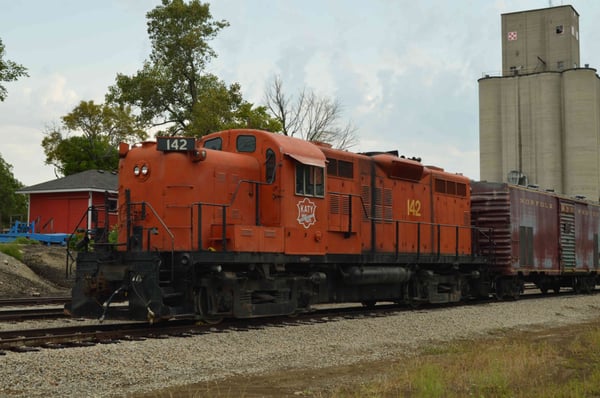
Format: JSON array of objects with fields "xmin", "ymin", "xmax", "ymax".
[{"xmin": 296, "ymin": 198, "xmax": 317, "ymax": 229}]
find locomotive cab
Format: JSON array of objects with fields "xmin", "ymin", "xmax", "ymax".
[{"xmin": 200, "ymin": 129, "xmax": 329, "ymax": 255}]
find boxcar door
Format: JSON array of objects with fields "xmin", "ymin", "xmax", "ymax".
[{"xmin": 559, "ymin": 201, "xmax": 576, "ymax": 271}]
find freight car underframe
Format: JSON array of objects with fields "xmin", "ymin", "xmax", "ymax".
[
  {"xmin": 69, "ymin": 248, "xmax": 491, "ymax": 323},
  {"xmin": 491, "ymin": 268, "xmax": 597, "ymax": 299}
]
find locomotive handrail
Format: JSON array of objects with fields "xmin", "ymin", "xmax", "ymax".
[
  {"xmin": 327, "ymin": 191, "xmax": 488, "ymax": 260},
  {"xmin": 128, "ymin": 201, "xmax": 176, "ymax": 251},
  {"xmin": 194, "ymin": 202, "xmax": 228, "ymax": 251},
  {"xmin": 193, "ymin": 178, "xmax": 272, "ymax": 251},
  {"xmin": 65, "ymin": 208, "xmax": 93, "ymax": 278},
  {"xmin": 128, "ymin": 200, "xmax": 176, "ymax": 282},
  {"xmin": 326, "ymin": 191, "xmax": 371, "ymax": 238},
  {"xmin": 327, "ymin": 191, "xmax": 370, "ymax": 218},
  {"xmin": 65, "ymin": 204, "xmax": 112, "ymax": 278},
  {"xmin": 386, "ymin": 219, "xmax": 475, "ymax": 259}
]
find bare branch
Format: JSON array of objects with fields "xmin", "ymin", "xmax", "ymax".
[{"xmin": 263, "ymin": 75, "xmax": 358, "ymax": 150}]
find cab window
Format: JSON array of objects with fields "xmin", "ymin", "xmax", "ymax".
[
  {"xmin": 295, "ymin": 164, "xmax": 324, "ymax": 197},
  {"xmin": 266, "ymin": 148, "xmax": 276, "ymax": 183},
  {"xmin": 237, "ymin": 135, "xmax": 256, "ymax": 152},
  {"xmin": 204, "ymin": 137, "xmax": 222, "ymax": 150}
]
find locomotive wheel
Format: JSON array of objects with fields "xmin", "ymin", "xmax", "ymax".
[
  {"xmin": 407, "ymin": 298, "xmax": 421, "ymax": 309},
  {"xmin": 404, "ymin": 279, "xmax": 424, "ymax": 309},
  {"xmin": 199, "ymin": 316, "xmax": 223, "ymax": 325},
  {"xmin": 195, "ymin": 288, "xmax": 223, "ymax": 324}
]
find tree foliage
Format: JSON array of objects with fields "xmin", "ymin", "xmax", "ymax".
[
  {"xmin": 0, "ymin": 154, "xmax": 27, "ymax": 227},
  {"xmin": 42, "ymin": 100, "xmax": 147, "ymax": 176},
  {"xmin": 107, "ymin": 0, "xmax": 279, "ymax": 136},
  {"xmin": 264, "ymin": 75, "xmax": 357, "ymax": 150},
  {"xmin": 0, "ymin": 37, "xmax": 28, "ymax": 101}
]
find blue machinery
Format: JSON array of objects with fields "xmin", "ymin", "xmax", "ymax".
[{"xmin": 0, "ymin": 220, "xmax": 68, "ymax": 245}]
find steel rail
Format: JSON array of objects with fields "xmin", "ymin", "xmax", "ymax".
[
  {"xmin": 0, "ymin": 296, "xmax": 70, "ymax": 307},
  {"xmin": 0, "ymin": 307, "xmax": 66, "ymax": 322}
]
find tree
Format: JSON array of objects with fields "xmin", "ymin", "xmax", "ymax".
[
  {"xmin": 107, "ymin": 0, "xmax": 279, "ymax": 136},
  {"xmin": 42, "ymin": 100, "xmax": 147, "ymax": 176},
  {"xmin": 0, "ymin": 154, "xmax": 27, "ymax": 228},
  {"xmin": 0, "ymin": 38, "xmax": 28, "ymax": 101},
  {"xmin": 264, "ymin": 75, "xmax": 358, "ymax": 150},
  {"xmin": 186, "ymin": 78, "xmax": 281, "ymax": 135}
]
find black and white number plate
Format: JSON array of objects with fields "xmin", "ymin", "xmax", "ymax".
[{"xmin": 156, "ymin": 137, "xmax": 196, "ymax": 151}]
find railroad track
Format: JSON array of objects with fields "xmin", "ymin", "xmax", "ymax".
[
  {"xmin": 0, "ymin": 296, "xmax": 71, "ymax": 322},
  {"xmin": 0, "ymin": 289, "xmax": 593, "ymax": 355},
  {"xmin": 0, "ymin": 296, "xmax": 70, "ymax": 307},
  {"xmin": 0, "ymin": 304, "xmax": 414, "ymax": 354},
  {"xmin": 0, "ymin": 307, "xmax": 67, "ymax": 322}
]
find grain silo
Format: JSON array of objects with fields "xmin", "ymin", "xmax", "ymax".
[{"xmin": 479, "ymin": 5, "xmax": 600, "ymax": 201}]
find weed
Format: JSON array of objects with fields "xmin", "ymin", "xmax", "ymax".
[
  {"xmin": 0, "ymin": 243, "xmax": 23, "ymax": 261},
  {"xmin": 329, "ymin": 321, "xmax": 600, "ymax": 398}
]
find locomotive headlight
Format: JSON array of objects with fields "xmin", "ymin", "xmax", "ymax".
[
  {"xmin": 133, "ymin": 165, "xmax": 140, "ymax": 176},
  {"xmin": 141, "ymin": 164, "xmax": 149, "ymax": 175},
  {"xmin": 191, "ymin": 149, "xmax": 207, "ymax": 162}
]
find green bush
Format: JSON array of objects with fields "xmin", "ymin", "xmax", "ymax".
[
  {"xmin": 108, "ymin": 225, "xmax": 118, "ymax": 244},
  {"xmin": 67, "ymin": 232, "xmax": 88, "ymax": 251},
  {"xmin": 13, "ymin": 237, "xmax": 40, "ymax": 245},
  {"xmin": 0, "ymin": 243, "xmax": 23, "ymax": 262}
]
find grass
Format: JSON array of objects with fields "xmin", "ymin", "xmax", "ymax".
[
  {"xmin": 135, "ymin": 320, "xmax": 600, "ymax": 398},
  {"xmin": 327, "ymin": 322, "xmax": 600, "ymax": 398},
  {"xmin": 0, "ymin": 239, "xmax": 40, "ymax": 262},
  {"xmin": 0, "ymin": 243, "xmax": 24, "ymax": 261}
]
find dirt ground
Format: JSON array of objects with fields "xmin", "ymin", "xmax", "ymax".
[
  {"xmin": 131, "ymin": 319, "xmax": 600, "ymax": 398},
  {"xmin": 0, "ymin": 244, "xmax": 72, "ymax": 297},
  {"xmin": 133, "ymin": 360, "xmax": 397, "ymax": 398}
]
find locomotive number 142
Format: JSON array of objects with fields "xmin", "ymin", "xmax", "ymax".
[
  {"xmin": 407, "ymin": 199, "xmax": 422, "ymax": 216},
  {"xmin": 157, "ymin": 137, "xmax": 196, "ymax": 152}
]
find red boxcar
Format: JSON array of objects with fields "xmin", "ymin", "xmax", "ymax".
[{"xmin": 471, "ymin": 182, "xmax": 599, "ymax": 296}]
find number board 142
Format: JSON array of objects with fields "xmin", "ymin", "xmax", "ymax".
[{"xmin": 156, "ymin": 137, "xmax": 196, "ymax": 152}]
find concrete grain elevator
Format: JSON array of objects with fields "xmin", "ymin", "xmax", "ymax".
[{"xmin": 479, "ymin": 5, "xmax": 600, "ymax": 200}]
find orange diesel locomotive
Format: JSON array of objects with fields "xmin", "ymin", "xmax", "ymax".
[{"xmin": 69, "ymin": 129, "xmax": 489, "ymax": 322}]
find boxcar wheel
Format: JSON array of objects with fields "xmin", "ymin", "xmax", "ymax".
[{"xmin": 553, "ymin": 285, "xmax": 561, "ymax": 294}]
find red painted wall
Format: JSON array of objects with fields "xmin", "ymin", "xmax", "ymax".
[{"xmin": 28, "ymin": 192, "xmax": 117, "ymax": 234}]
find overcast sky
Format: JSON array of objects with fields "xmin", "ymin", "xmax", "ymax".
[{"xmin": 1, "ymin": 0, "xmax": 599, "ymax": 186}]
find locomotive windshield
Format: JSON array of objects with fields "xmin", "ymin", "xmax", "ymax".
[
  {"xmin": 236, "ymin": 135, "xmax": 256, "ymax": 152},
  {"xmin": 204, "ymin": 137, "xmax": 222, "ymax": 150}
]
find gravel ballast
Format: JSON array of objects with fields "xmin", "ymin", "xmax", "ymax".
[{"xmin": 1, "ymin": 295, "xmax": 600, "ymax": 397}]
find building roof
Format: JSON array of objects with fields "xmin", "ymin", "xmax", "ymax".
[
  {"xmin": 502, "ymin": 4, "xmax": 578, "ymax": 17},
  {"xmin": 17, "ymin": 169, "xmax": 118, "ymax": 195}
]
